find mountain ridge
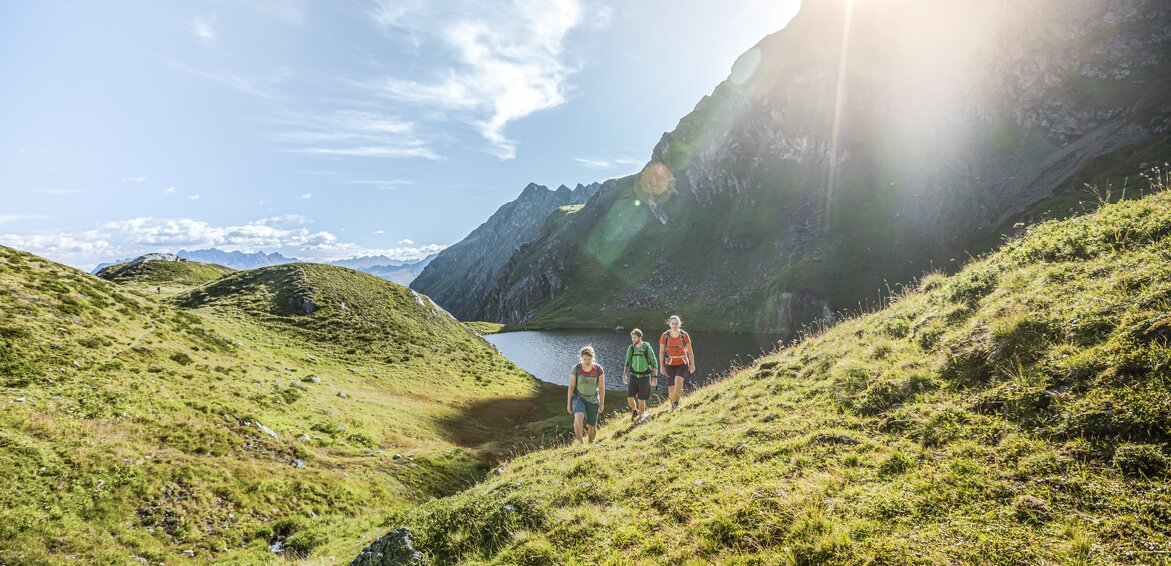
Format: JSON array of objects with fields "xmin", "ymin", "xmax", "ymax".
[
  {"xmin": 471, "ymin": 0, "xmax": 1171, "ymax": 335},
  {"xmin": 410, "ymin": 181, "xmax": 604, "ymax": 320}
]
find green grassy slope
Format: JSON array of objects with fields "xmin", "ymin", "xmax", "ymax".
[
  {"xmin": 0, "ymin": 253, "xmax": 562, "ymax": 564},
  {"xmin": 96, "ymin": 257, "xmax": 235, "ymax": 289},
  {"xmin": 384, "ymin": 184, "xmax": 1171, "ymax": 564}
]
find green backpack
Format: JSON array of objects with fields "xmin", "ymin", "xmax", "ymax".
[{"xmin": 628, "ymin": 343, "xmax": 653, "ymax": 374}]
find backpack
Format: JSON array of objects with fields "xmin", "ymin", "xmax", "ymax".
[
  {"xmin": 628, "ymin": 343, "xmax": 652, "ymax": 374},
  {"xmin": 661, "ymin": 330, "xmax": 690, "ymax": 364}
]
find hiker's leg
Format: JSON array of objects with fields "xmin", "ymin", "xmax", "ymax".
[
  {"xmin": 638, "ymin": 399, "xmax": 646, "ymax": 415},
  {"xmin": 627, "ymin": 395, "xmax": 637, "ymax": 413},
  {"xmin": 573, "ymin": 413, "xmax": 585, "ymax": 443},
  {"xmin": 587, "ymin": 424, "xmax": 596, "ymax": 443}
]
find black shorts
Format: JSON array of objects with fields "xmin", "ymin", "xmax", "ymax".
[
  {"xmin": 627, "ymin": 374, "xmax": 651, "ymax": 400},
  {"xmin": 664, "ymin": 364, "xmax": 688, "ymax": 382}
]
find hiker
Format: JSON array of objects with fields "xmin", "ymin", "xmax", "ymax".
[
  {"xmin": 659, "ymin": 315, "xmax": 695, "ymax": 410},
  {"xmin": 623, "ymin": 329, "xmax": 658, "ymax": 422},
  {"xmin": 567, "ymin": 345, "xmax": 605, "ymax": 444}
]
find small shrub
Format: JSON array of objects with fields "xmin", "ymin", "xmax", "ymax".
[{"xmin": 169, "ymin": 352, "xmax": 193, "ymax": 366}]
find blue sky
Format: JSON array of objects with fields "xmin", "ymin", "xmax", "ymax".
[{"xmin": 0, "ymin": 0, "xmax": 799, "ymax": 269}]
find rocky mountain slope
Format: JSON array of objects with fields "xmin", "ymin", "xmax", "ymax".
[
  {"xmin": 478, "ymin": 0, "xmax": 1171, "ymax": 335},
  {"xmin": 366, "ymin": 173, "xmax": 1171, "ymax": 564},
  {"xmin": 0, "ymin": 247, "xmax": 563, "ymax": 563},
  {"xmin": 410, "ymin": 182, "xmax": 602, "ymax": 321}
]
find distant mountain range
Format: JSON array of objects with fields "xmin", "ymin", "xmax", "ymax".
[{"xmin": 91, "ymin": 248, "xmax": 438, "ymax": 286}]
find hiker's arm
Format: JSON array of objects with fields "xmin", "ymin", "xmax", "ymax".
[
  {"xmin": 567, "ymin": 374, "xmax": 575, "ymax": 414},
  {"xmin": 658, "ymin": 340, "xmax": 665, "ymax": 370},
  {"xmin": 623, "ymin": 348, "xmax": 630, "ymax": 383},
  {"xmin": 599, "ymin": 370, "xmax": 605, "ymax": 411},
  {"xmin": 687, "ymin": 342, "xmax": 696, "ymax": 374}
]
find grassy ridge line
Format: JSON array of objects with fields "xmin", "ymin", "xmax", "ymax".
[
  {"xmin": 0, "ymin": 252, "xmax": 564, "ymax": 564},
  {"xmin": 382, "ymin": 182, "xmax": 1171, "ymax": 564}
]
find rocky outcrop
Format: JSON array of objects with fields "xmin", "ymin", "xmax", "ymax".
[
  {"xmin": 476, "ymin": 0, "xmax": 1171, "ymax": 336},
  {"xmin": 410, "ymin": 182, "xmax": 602, "ymax": 320},
  {"xmin": 349, "ymin": 528, "xmax": 423, "ymax": 565}
]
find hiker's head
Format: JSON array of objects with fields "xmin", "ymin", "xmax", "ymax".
[
  {"xmin": 580, "ymin": 345, "xmax": 596, "ymax": 364},
  {"xmin": 668, "ymin": 315, "xmax": 682, "ymax": 329},
  {"xmin": 630, "ymin": 328, "xmax": 643, "ymax": 344}
]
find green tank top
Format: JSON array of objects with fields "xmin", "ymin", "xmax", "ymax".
[{"xmin": 573, "ymin": 363, "xmax": 603, "ymax": 404}]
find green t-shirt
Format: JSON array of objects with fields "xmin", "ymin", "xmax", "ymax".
[
  {"xmin": 625, "ymin": 342, "xmax": 657, "ymax": 374},
  {"xmin": 572, "ymin": 363, "xmax": 603, "ymax": 404}
]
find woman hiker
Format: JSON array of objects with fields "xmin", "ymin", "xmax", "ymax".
[
  {"xmin": 568, "ymin": 345, "xmax": 605, "ymax": 444},
  {"xmin": 623, "ymin": 328, "xmax": 658, "ymax": 422},
  {"xmin": 659, "ymin": 315, "xmax": 695, "ymax": 411}
]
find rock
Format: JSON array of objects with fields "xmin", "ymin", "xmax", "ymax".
[
  {"xmin": 812, "ymin": 433, "xmax": 860, "ymax": 446},
  {"xmin": 182, "ymin": 549, "xmax": 195, "ymax": 557},
  {"xmin": 15, "ymin": 397, "xmax": 26, "ymax": 403},
  {"xmin": 392, "ymin": 453, "xmax": 402, "ymax": 460},
  {"xmin": 298, "ymin": 434, "xmax": 311, "ymax": 441},
  {"xmin": 289, "ymin": 296, "xmax": 317, "ymax": 315},
  {"xmin": 349, "ymin": 527, "xmax": 424, "ymax": 565},
  {"xmin": 306, "ymin": 357, "xmax": 317, "ymax": 363},
  {"xmin": 293, "ymin": 459, "xmax": 305, "ymax": 468},
  {"xmin": 255, "ymin": 422, "xmax": 279, "ymax": 440},
  {"xmin": 340, "ymin": 301, "xmax": 349, "ymax": 311},
  {"xmin": 337, "ymin": 391, "xmax": 349, "ymax": 399},
  {"xmin": 303, "ymin": 376, "xmax": 321, "ymax": 384},
  {"xmin": 1013, "ymin": 495, "xmax": 1051, "ymax": 522}
]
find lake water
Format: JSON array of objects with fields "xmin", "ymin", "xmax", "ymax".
[{"xmin": 485, "ymin": 329, "xmax": 781, "ymax": 391}]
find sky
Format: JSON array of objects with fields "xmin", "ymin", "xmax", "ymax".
[{"xmin": 0, "ymin": 0, "xmax": 800, "ymax": 270}]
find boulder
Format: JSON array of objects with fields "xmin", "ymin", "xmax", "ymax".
[{"xmin": 349, "ymin": 528, "xmax": 424, "ymax": 565}]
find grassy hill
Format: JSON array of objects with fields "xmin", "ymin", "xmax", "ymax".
[
  {"xmin": 380, "ymin": 176, "xmax": 1171, "ymax": 564},
  {"xmin": 0, "ymin": 252, "xmax": 563, "ymax": 564},
  {"xmin": 96, "ymin": 255, "xmax": 235, "ymax": 296}
]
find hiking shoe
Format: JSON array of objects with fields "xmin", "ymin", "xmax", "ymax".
[
  {"xmin": 631, "ymin": 410, "xmax": 639, "ymax": 422},
  {"xmin": 673, "ymin": 402, "xmax": 681, "ymax": 410}
]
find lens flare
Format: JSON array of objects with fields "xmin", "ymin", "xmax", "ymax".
[{"xmin": 637, "ymin": 161, "xmax": 675, "ymax": 198}]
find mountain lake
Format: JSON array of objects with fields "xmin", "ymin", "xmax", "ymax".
[{"xmin": 485, "ymin": 329, "xmax": 782, "ymax": 392}]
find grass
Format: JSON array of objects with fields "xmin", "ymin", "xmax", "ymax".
[
  {"xmin": 383, "ymin": 180, "xmax": 1171, "ymax": 564},
  {"xmin": 464, "ymin": 322, "xmax": 506, "ymax": 336},
  {"xmin": 0, "ymin": 254, "xmax": 566, "ymax": 564},
  {"xmin": 96, "ymin": 257, "xmax": 235, "ymax": 295}
]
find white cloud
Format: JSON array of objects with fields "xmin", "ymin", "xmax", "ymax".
[
  {"xmin": 575, "ymin": 156, "xmax": 642, "ymax": 169},
  {"xmin": 269, "ymin": 110, "xmax": 440, "ymax": 160},
  {"xmin": 350, "ymin": 179, "xmax": 415, "ymax": 189},
  {"xmin": 297, "ymin": 193, "xmax": 312, "ymax": 199},
  {"xmin": 155, "ymin": 54, "xmax": 289, "ymax": 100},
  {"xmin": 187, "ymin": 194, "xmax": 201, "ymax": 200},
  {"xmin": 2, "ymin": 214, "xmax": 446, "ymax": 267},
  {"xmin": 191, "ymin": 16, "xmax": 217, "ymax": 46},
  {"xmin": 371, "ymin": 0, "xmax": 596, "ymax": 159},
  {"xmin": 1, "ymin": 230, "xmax": 110, "ymax": 259},
  {"xmin": 374, "ymin": 230, "xmax": 385, "ymax": 235},
  {"xmin": 122, "ymin": 176, "xmax": 147, "ymax": 183},
  {"xmin": 397, "ymin": 238, "xmax": 414, "ymax": 245},
  {"xmin": 163, "ymin": 187, "xmax": 177, "ymax": 194}
]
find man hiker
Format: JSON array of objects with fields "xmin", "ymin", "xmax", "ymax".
[
  {"xmin": 659, "ymin": 315, "xmax": 695, "ymax": 411},
  {"xmin": 623, "ymin": 329, "xmax": 658, "ymax": 422},
  {"xmin": 568, "ymin": 345, "xmax": 605, "ymax": 444}
]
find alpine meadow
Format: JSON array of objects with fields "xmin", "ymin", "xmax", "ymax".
[{"xmin": 2, "ymin": 0, "xmax": 1170, "ymax": 564}]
